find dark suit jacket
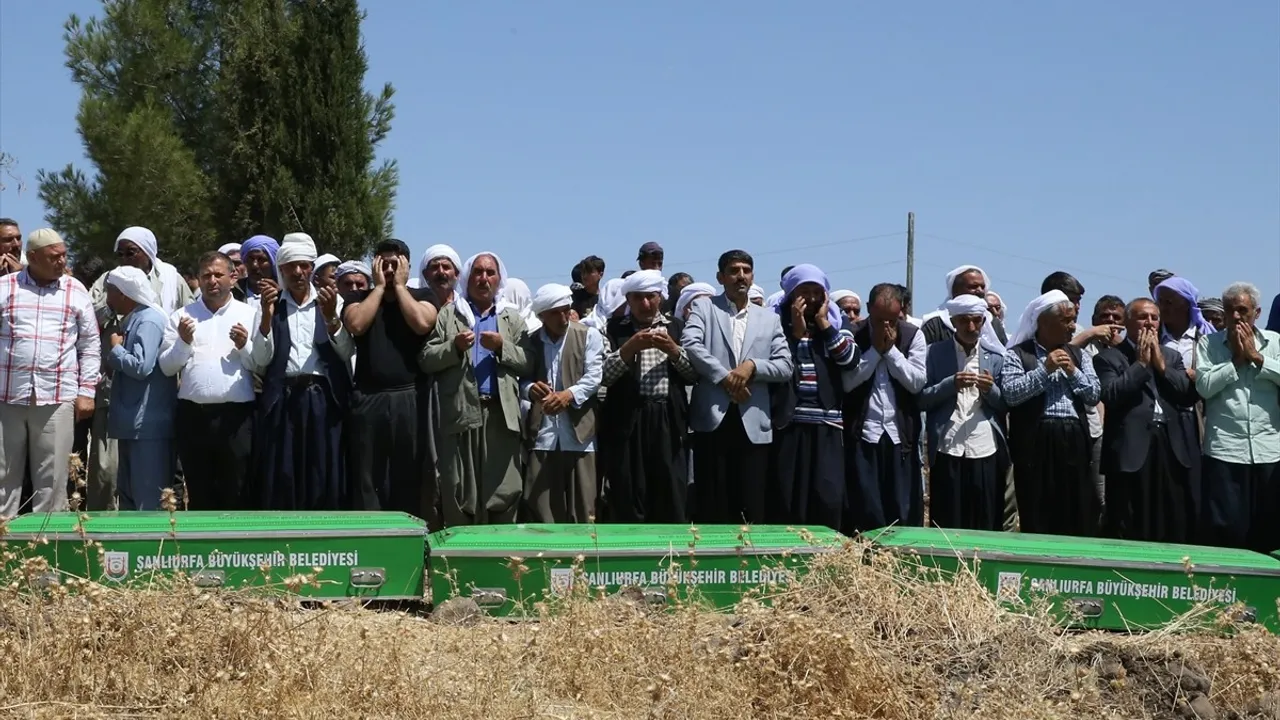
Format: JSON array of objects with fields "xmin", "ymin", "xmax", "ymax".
[{"xmin": 1094, "ymin": 341, "xmax": 1199, "ymax": 475}]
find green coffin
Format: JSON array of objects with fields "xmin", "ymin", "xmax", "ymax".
[
  {"xmin": 863, "ymin": 526, "xmax": 1280, "ymax": 633},
  {"xmin": 2, "ymin": 511, "xmax": 428, "ymax": 601},
  {"xmin": 427, "ymin": 523, "xmax": 846, "ymax": 616}
]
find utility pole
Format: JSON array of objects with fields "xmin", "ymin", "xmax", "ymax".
[{"xmin": 906, "ymin": 211, "xmax": 915, "ymax": 301}]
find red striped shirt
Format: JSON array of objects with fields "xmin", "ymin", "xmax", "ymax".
[{"xmin": 0, "ymin": 270, "xmax": 101, "ymax": 405}]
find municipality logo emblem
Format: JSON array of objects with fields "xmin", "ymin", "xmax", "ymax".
[
  {"xmin": 103, "ymin": 551, "xmax": 130, "ymax": 581},
  {"xmin": 549, "ymin": 567, "xmax": 574, "ymax": 596}
]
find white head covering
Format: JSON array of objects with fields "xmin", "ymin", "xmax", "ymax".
[
  {"xmin": 217, "ymin": 242, "xmax": 242, "ymax": 256},
  {"xmin": 104, "ymin": 266, "xmax": 160, "ymax": 310},
  {"xmin": 620, "ymin": 269, "xmax": 667, "ymax": 297},
  {"xmin": 335, "ymin": 260, "xmax": 372, "ymax": 281},
  {"xmin": 277, "ymin": 233, "xmax": 318, "ymax": 266},
  {"xmin": 922, "ymin": 265, "xmax": 992, "ymax": 324},
  {"xmin": 504, "ymin": 278, "xmax": 540, "ymax": 332},
  {"xmin": 114, "ymin": 226, "xmax": 184, "ymax": 313},
  {"xmin": 830, "ymin": 289, "xmax": 858, "ymax": 305},
  {"xmin": 314, "ymin": 253, "xmax": 340, "ymax": 271},
  {"xmin": 584, "ymin": 278, "xmax": 626, "ymax": 330},
  {"xmin": 419, "ymin": 244, "xmax": 462, "ymax": 280},
  {"xmin": 532, "ymin": 283, "xmax": 574, "ymax": 316},
  {"xmin": 1008, "ymin": 290, "xmax": 1071, "ymax": 349},
  {"xmin": 675, "ymin": 282, "xmax": 717, "ymax": 319},
  {"xmin": 454, "ymin": 251, "xmax": 517, "ymax": 328},
  {"xmin": 944, "ymin": 288, "xmax": 1004, "ymax": 351},
  {"xmin": 748, "ymin": 284, "xmax": 765, "ymax": 302},
  {"xmin": 26, "ymin": 228, "xmax": 64, "ymax": 251}
]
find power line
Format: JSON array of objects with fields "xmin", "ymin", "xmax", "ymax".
[{"xmin": 917, "ymin": 232, "xmax": 1136, "ymax": 285}]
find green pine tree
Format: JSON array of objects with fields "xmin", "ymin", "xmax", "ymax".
[{"xmin": 38, "ymin": 0, "xmax": 397, "ymax": 272}]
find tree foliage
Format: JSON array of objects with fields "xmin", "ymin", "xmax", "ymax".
[{"xmin": 38, "ymin": 0, "xmax": 397, "ymax": 271}]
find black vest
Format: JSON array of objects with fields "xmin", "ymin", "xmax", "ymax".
[
  {"xmin": 844, "ymin": 320, "xmax": 921, "ymax": 447},
  {"xmin": 260, "ymin": 297, "xmax": 352, "ymax": 412},
  {"xmin": 1007, "ymin": 340, "xmax": 1088, "ymax": 458},
  {"xmin": 600, "ymin": 315, "xmax": 689, "ymax": 442}
]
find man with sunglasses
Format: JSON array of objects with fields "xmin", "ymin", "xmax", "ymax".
[{"xmin": 85, "ymin": 226, "xmax": 193, "ymax": 510}]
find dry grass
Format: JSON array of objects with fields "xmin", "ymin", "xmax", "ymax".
[{"xmin": 0, "ymin": 543, "xmax": 1275, "ymax": 719}]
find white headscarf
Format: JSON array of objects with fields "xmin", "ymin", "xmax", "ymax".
[
  {"xmin": 620, "ymin": 269, "xmax": 667, "ymax": 297},
  {"xmin": 114, "ymin": 226, "xmax": 184, "ymax": 313},
  {"xmin": 105, "ymin": 266, "xmax": 160, "ymax": 311},
  {"xmin": 532, "ymin": 283, "xmax": 573, "ymax": 316},
  {"xmin": 831, "ymin": 289, "xmax": 858, "ymax": 305},
  {"xmin": 584, "ymin": 278, "xmax": 626, "ymax": 331},
  {"xmin": 453, "ymin": 251, "xmax": 517, "ymax": 328},
  {"xmin": 504, "ymin": 278, "xmax": 540, "ymax": 333},
  {"xmin": 419, "ymin": 244, "xmax": 462, "ymax": 280},
  {"xmin": 335, "ymin": 260, "xmax": 372, "ymax": 281},
  {"xmin": 748, "ymin": 284, "xmax": 765, "ymax": 302},
  {"xmin": 675, "ymin": 282, "xmax": 717, "ymax": 319},
  {"xmin": 314, "ymin": 253, "xmax": 340, "ymax": 271},
  {"xmin": 922, "ymin": 265, "xmax": 992, "ymax": 326},
  {"xmin": 217, "ymin": 242, "xmax": 242, "ymax": 256},
  {"xmin": 277, "ymin": 233, "xmax": 318, "ymax": 266},
  {"xmin": 1008, "ymin": 290, "xmax": 1071, "ymax": 349}
]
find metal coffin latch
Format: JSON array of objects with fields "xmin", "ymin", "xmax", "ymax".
[
  {"xmin": 350, "ymin": 568, "xmax": 387, "ymax": 588},
  {"xmin": 1068, "ymin": 597, "xmax": 1105, "ymax": 618}
]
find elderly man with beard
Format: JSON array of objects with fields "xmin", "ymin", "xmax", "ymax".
[
  {"xmin": 250, "ymin": 233, "xmax": 353, "ymax": 510},
  {"xmin": 343, "ymin": 239, "xmax": 439, "ymax": 520},
  {"xmin": 233, "ymin": 235, "xmax": 279, "ymax": 302},
  {"xmin": 683, "ymin": 251, "xmax": 792, "ymax": 525},
  {"xmin": 102, "ymin": 267, "xmax": 177, "ymax": 511},
  {"xmin": 0, "ymin": 218, "xmax": 22, "ymax": 276},
  {"xmin": 520, "ymin": 283, "xmax": 604, "ymax": 523},
  {"xmin": 1196, "ymin": 282, "xmax": 1280, "ymax": 552},
  {"xmin": 419, "ymin": 252, "xmax": 531, "ymax": 526},
  {"xmin": 418, "ymin": 244, "xmax": 463, "ymax": 308},
  {"xmin": 598, "ymin": 269, "xmax": 699, "ymax": 522},
  {"xmin": 0, "ymin": 229, "xmax": 99, "ymax": 517},
  {"xmin": 919, "ymin": 294, "xmax": 1009, "ymax": 531},
  {"xmin": 1001, "ymin": 290, "xmax": 1102, "ymax": 537},
  {"xmin": 158, "ymin": 252, "xmax": 258, "ymax": 510},
  {"xmin": 86, "ymin": 226, "xmax": 193, "ymax": 510},
  {"xmin": 1094, "ymin": 298, "xmax": 1199, "ymax": 543}
]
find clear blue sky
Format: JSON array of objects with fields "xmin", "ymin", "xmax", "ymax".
[{"xmin": 2, "ymin": 1, "xmax": 1278, "ymax": 320}]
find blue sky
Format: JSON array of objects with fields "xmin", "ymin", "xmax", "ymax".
[{"xmin": 2, "ymin": 1, "xmax": 1278, "ymax": 320}]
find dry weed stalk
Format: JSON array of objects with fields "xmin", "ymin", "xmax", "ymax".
[{"xmin": 0, "ymin": 539, "xmax": 1273, "ymax": 718}]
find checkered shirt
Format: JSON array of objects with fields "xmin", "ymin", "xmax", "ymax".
[
  {"xmin": 602, "ymin": 315, "xmax": 697, "ymax": 397},
  {"xmin": 0, "ymin": 270, "xmax": 101, "ymax": 405}
]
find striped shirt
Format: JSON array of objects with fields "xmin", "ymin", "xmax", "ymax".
[
  {"xmin": 0, "ymin": 269, "xmax": 101, "ymax": 405},
  {"xmin": 792, "ymin": 327, "xmax": 857, "ymax": 427},
  {"xmin": 1000, "ymin": 343, "xmax": 1099, "ymax": 419}
]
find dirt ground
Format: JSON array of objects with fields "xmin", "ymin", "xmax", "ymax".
[{"xmin": 0, "ymin": 545, "xmax": 1276, "ymax": 719}]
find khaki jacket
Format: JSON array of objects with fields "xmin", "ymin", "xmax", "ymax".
[{"xmin": 419, "ymin": 303, "xmax": 531, "ymax": 435}]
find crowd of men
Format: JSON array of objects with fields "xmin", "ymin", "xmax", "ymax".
[{"xmin": 1, "ymin": 216, "xmax": 1278, "ymax": 554}]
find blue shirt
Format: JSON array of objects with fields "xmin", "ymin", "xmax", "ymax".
[
  {"xmin": 106, "ymin": 305, "xmax": 177, "ymax": 440},
  {"xmin": 471, "ymin": 302, "xmax": 499, "ymax": 396},
  {"xmin": 1000, "ymin": 343, "xmax": 1100, "ymax": 419}
]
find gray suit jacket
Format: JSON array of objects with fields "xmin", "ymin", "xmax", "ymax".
[
  {"xmin": 681, "ymin": 294, "xmax": 793, "ymax": 443},
  {"xmin": 918, "ymin": 336, "xmax": 1008, "ymax": 466}
]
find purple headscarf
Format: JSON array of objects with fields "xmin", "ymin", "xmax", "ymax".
[
  {"xmin": 241, "ymin": 234, "xmax": 280, "ymax": 279},
  {"xmin": 1154, "ymin": 277, "xmax": 1215, "ymax": 337},
  {"xmin": 775, "ymin": 264, "xmax": 844, "ymax": 329}
]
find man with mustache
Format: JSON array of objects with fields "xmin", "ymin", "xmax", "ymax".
[
  {"xmin": 682, "ymin": 250, "xmax": 792, "ymax": 524},
  {"xmin": 233, "ymin": 235, "xmax": 279, "ymax": 303},
  {"xmin": 0, "ymin": 218, "xmax": 22, "ymax": 276},
  {"xmin": 418, "ymin": 245, "xmax": 462, "ymax": 309},
  {"xmin": 419, "ymin": 252, "xmax": 532, "ymax": 526}
]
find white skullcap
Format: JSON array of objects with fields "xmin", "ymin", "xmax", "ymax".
[
  {"xmin": 675, "ymin": 282, "xmax": 717, "ymax": 318},
  {"xmin": 217, "ymin": 242, "xmax": 242, "ymax": 255},
  {"xmin": 105, "ymin": 266, "xmax": 160, "ymax": 309},
  {"xmin": 945, "ymin": 293, "xmax": 989, "ymax": 318},
  {"xmin": 335, "ymin": 260, "xmax": 372, "ymax": 280},
  {"xmin": 1008, "ymin": 290, "xmax": 1071, "ymax": 349},
  {"xmin": 748, "ymin": 284, "xmax": 765, "ymax": 301},
  {"xmin": 532, "ymin": 283, "xmax": 574, "ymax": 315},
  {"xmin": 116, "ymin": 226, "xmax": 159, "ymax": 268},
  {"xmin": 26, "ymin": 228, "xmax": 65, "ymax": 251},
  {"xmin": 943, "ymin": 265, "xmax": 991, "ymax": 299},
  {"xmin": 314, "ymin": 253, "xmax": 340, "ymax": 270},
  {"xmin": 277, "ymin": 232, "xmax": 318, "ymax": 266},
  {"xmin": 621, "ymin": 269, "xmax": 666, "ymax": 297},
  {"xmin": 420, "ymin": 244, "xmax": 462, "ymax": 278},
  {"xmin": 830, "ymin": 289, "xmax": 858, "ymax": 304}
]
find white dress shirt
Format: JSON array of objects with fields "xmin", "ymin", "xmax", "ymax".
[
  {"xmin": 521, "ymin": 326, "xmax": 605, "ymax": 452},
  {"xmin": 1163, "ymin": 326, "xmax": 1198, "ymax": 370},
  {"xmin": 848, "ymin": 329, "xmax": 928, "ymax": 445},
  {"xmin": 159, "ymin": 297, "xmax": 259, "ymax": 404},
  {"xmin": 250, "ymin": 287, "xmax": 354, "ymax": 376},
  {"xmin": 730, "ymin": 304, "xmax": 750, "ymax": 361},
  {"xmin": 939, "ymin": 342, "xmax": 997, "ymax": 458}
]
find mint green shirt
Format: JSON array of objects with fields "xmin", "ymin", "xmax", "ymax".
[{"xmin": 1195, "ymin": 327, "xmax": 1280, "ymax": 464}]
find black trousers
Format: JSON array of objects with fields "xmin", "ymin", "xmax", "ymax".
[
  {"xmin": 1105, "ymin": 426, "xmax": 1195, "ymax": 544},
  {"xmin": 176, "ymin": 400, "xmax": 254, "ymax": 510},
  {"xmin": 692, "ymin": 406, "xmax": 770, "ymax": 525},
  {"xmin": 1202, "ymin": 456, "xmax": 1280, "ymax": 553},
  {"xmin": 347, "ymin": 386, "xmax": 431, "ymax": 517}
]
